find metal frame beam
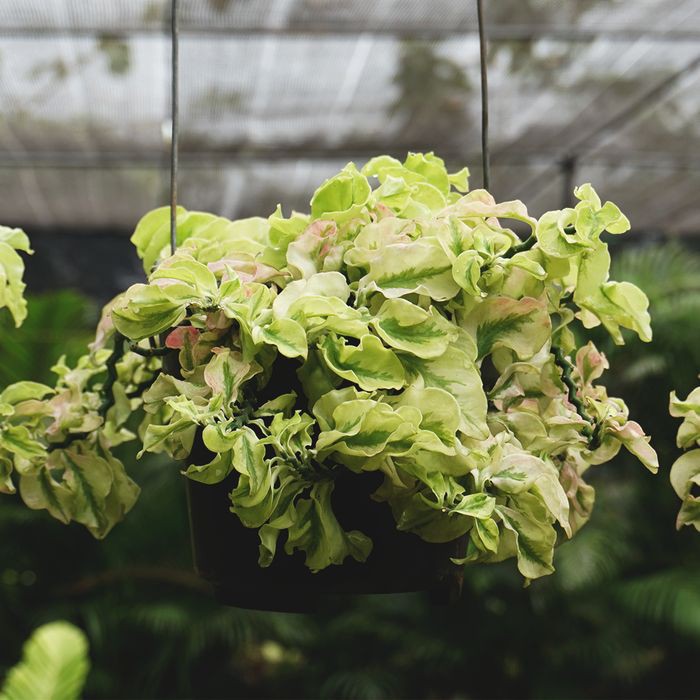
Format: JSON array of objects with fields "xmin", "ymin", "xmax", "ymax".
[
  {"xmin": 0, "ymin": 26, "xmax": 699, "ymax": 43},
  {"xmin": 0, "ymin": 148, "xmax": 699, "ymax": 171},
  {"xmin": 517, "ymin": 51, "xmax": 700, "ymax": 202}
]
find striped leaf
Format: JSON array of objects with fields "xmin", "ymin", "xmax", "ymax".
[
  {"xmin": 371, "ymin": 298, "xmax": 457, "ymax": 359},
  {"xmin": 497, "ymin": 502, "xmax": 556, "ymax": 580},
  {"xmin": 319, "ymin": 334, "xmax": 405, "ymax": 391},
  {"xmin": 401, "ymin": 345, "xmax": 488, "ymax": 440},
  {"xmin": 203, "ymin": 348, "xmax": 259, "ymax": 405},
  {"xmin": 358, "ymin": 241, "xmax": 459, "ymax": 301},
  {"xmin": 450, "ymin": 492, "xmax": 496, "ymax": 519},
  {"xmin": 463, "ymin": 295, "xmax": 551, "ymax": 360},
  {"xmin": 316, "ymin": 399, "xmax": 416, "ymax": 458},
  {"xmin": 252, "ymin": 318, "xmax": 308, "ymax": 359}
]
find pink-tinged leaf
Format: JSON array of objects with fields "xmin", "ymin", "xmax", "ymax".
[
  {"xmin": 165, "ymin": 326, "xmax": 200, "ymax": 349},
  {"xmin": 208, "ymin": 258, "xmax": 281, "ymax": 284},
  {"xmin": 575, "ymin": 341, "xmax": 609, "ymax": 385},
  {"xmin": 608, "ymin": 420, "xmax": 659, "ymax": 473}
]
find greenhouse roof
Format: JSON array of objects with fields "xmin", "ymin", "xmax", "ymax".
[{"xmin": 1, "ymin": 0, "xmax": 699, "ymax": 235}]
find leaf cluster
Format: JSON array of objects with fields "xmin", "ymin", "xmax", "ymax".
[{"xmin": 0, "ymin": 152, "xmax": 659, "ymax": 581}]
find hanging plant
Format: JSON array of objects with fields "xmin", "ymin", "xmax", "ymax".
[
  {"xmin": 0, "ymin": 153, "xmax": 659, "ymax": 583},
  {"xmin": 670, "ymin": 386, "xmax": 700, "ymax": 531}
]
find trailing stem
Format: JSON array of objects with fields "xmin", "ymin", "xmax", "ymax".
[{"xmin": 551, "ymin": 344, "xmax": 600, "ymax": 447}]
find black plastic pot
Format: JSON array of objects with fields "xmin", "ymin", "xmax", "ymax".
[
  {"xmin": 186, "ymin": 458, "xmax": 466, "ymax": 612},
  {"xmin": 165, "ymin": 352, "xmax": 467, "ymax": 612}
]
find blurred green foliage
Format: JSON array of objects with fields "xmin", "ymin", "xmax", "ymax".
[
  {"xmin": 1, "ymin": 621, "xmax": 90, "ymax": 700},
  {"xmin": 1, "ymin": 244, "xmax": 699, "ymax": 699}
]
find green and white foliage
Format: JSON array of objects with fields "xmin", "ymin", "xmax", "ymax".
[
  {"xmin": 670, "ymin": 385, "xmax": 700, "ymax": 531},
  {"xmin": 0, "ymin": 226, "xmax": 32, "ymax": 327},
  {"xmin": 0, "ymin": 153, "xmax": 659, "ymax": 581}
]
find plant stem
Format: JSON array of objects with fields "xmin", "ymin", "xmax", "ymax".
[
  {"xmin": 126, "ymin": 373, "xmax": 159, "ymax": 399},
  {"xmin": 98, "ymin": 332, "xmax": 125, "ymax": 414},
  {"xmin": 551, "ymin": 344, "xmax": 598, "ymax": 443},
  {"xmin": 503, "ymin": 234, "xmax": 536, "ymax": 258},
  {"xmin": 128, "ymin": 342, "xmax": 170, "ymax": 357}
]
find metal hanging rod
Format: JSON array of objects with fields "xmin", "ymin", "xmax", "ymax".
[
  {"xmin": 476, "ymin": 0, "xmax": 489, "ymax": 190},
  {"xmin": 169, "ymin": 0, "xmax": 179, "ymax": 255}
]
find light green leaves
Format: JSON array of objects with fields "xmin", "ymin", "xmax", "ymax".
[
  {"xmin": 151, "ymin": 257, "xmax": 218, "ymax": 301},
  {"xmin": 487, "ymin": 450, "xmax": 571, "ymax": 537},
  {"xmin": 131, "ymin": 206, "xmax": 246, "ymax": 273},
  {"xmin": 537, "ymin": 184, "xmax": 629, "ymax": 260},
  {"xmin": 310, "ymin": 163, "xmax": 371, "ymax": 222},
  {"xmin": 389, "ymin": 384, "xmax": 461, "ymax": 448},
  {"xmin": 670, "ymin": 387, "xmax": 700, "ymax": 449},
  {"xmin": 0, "ymin": 381, "xmax": 54, "ymax": 405},
  {"xmin": 452, "ymin": 250, "xmax": 483, "ymax": 295},
  {"xmin": 0, "ymin": 226, "xmax": 32, "ymax": 327},
  {"xmin": 574, "ymin": 245, "xmax": 652, "ymax": 344},
  {"xmin": 462, "ymin": 296, "xmax": 551, "ymax": 360},
  {"xmin": 0, "ymin": 425, "xmax": 46, "ymax": 460},
  {"xmin": 606, "ymin": 421, "xmax": 659, "ymax": 473},
  {"xmin": 497, "ymin": 501, "xmax": 556, "ymax": 579},
  {"xmin": 273, "ymin": 271, "xmax": 351, "ymax": 317},
  {"xmin": 670, "ymin": 450, "xmax": 700, "ymax": 531},
  {"xmin": 111, "ymin": 284, "xmax": 188, "ymax": 340},
  {"xmin": 273, "ymin": 273, "xmax": 368, "ymax": 341},
  {"xmin": 450, "ymin": 492, "xmax": 496, "ymax": 519},
  {"xmin": 113, "ymin": 257, "xmax": 228, "ymax": 341},
  {"xmin": 19, "ymin": 442, "xmax": 140, "ymax": 539},
  {"xmin": 0, "ymin": 154, "xmax": 661, "ymax": 583},
  {"xmin": 573, "ymin": 183, "xmax": 630, "ymax": 236},
  {"xmin": 670, "ymin": 386, "xmax": 700, "ymax": 531},
  {"xmin": 362, "ymin": 152, "xmax": 469, "ymax": 215},
  {"xmin": 402, "ymin": 344, "xmax": 488, "ymax": 440},
  {"xmin": 252, "ymin": 318, "xmax": 308, "ymax": 359},
  {"xmin": 315, "ymin": 398, "xmax": 415, "ymax": 459},
  {"xmin": 203, "ymin": 349, "xmax": 260, "ymax": 406},
  {"xmin": 0, "ymin": 622, "xmax": 90, "ymax": 700},
  {"xmin": 371, "ymin": 298, "xmax": 457, "ymax": 358},
  {"xmin": 284, "ymin": 481, "xmax": 372, "ymax": 572},
  {"xmin": 358, "ymin": 241, "xmax": 459, "ymax": 301},
  {"xmin": 319, "ymin": 333, "xmax": 405, "ymax": 391},
  {"xmin": 229, "ymin": 427, "xmax": 273, "ymax": 527}
]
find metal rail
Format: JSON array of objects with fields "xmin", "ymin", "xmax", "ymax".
[
  {"xmin": 0, "ymin": 26, "xmax": 699, "ymax": 42},
  {"xmin": 518, "ymin": 51, "xmax": 700, "ymax": 203},
  {"xmin": 0, "ymin": 149, "xmax": 698, "ymax": 172}
]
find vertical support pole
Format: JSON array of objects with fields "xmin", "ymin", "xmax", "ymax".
[
  {"xmin": 560, "ymin": 155, "xmax": 577, "ymax": 208},
  {"xmin": 170, "ymin": 0, "xmax": 180, "ymax": 255},
  {"xmin": 476, "ymin": 0, "xmax": 490, "ymax": 191}
]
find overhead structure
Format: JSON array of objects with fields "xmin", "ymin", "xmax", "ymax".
[{"xmin": 0, "ymin": 0, "xmax": 699, "ymax": 235}]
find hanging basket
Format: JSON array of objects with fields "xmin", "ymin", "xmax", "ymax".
[
  {"xmin": 164, "ymin": 352, "xmax": 466, "ymax": 612},
  {"xmin": 186, "ymin": 447, "xmax": 467, "ymax": 612}
]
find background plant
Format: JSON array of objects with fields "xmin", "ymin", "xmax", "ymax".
[{"xmin": 1, "ymin": 621, "xmax": 89, "ymax": 700}]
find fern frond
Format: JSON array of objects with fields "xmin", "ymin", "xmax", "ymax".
[
  {"xmin": 0, "ymin": 622, "xmax": 90, "ymax": 700},
  {"xmin": 615, "ymin": 568, "xmax": 700, "ymax": 639}
]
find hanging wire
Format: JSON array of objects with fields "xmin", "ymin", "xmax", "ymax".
[
  {"xmin": 169, "ymin": 0, "xmax": 179, "ymax": 255},
  {"xmin": 476, "ymin": 0, "xmax": 490, "ymax": 191}
]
